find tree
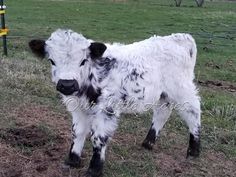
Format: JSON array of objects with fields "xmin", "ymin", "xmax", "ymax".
[
  {"xmin": 174, "ymin": 0, "xmax": 182, "ymax": 7},
  {"xmin": 195, "ymin": 0, "xmax": 204, "ymax": 7},
  {"xmin": 174, "ymin": 0, "xmax": 204, "ymax": 7}
]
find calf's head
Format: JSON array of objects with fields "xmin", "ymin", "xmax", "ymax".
[{"xmin": 29, "ymin": 29, "xmax": 107, "ymax": 96}]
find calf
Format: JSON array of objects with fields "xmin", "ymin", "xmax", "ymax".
[{"xmin": 29, "ymin": 29, "xmax": 201, "ymax": 177}]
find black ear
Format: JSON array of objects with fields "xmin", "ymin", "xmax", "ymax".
[
  {"xmin": 29, "ymin": 39, "xmax": 46, "ymax": 58},
  {"xmin": 89, "ymin": 42, "xmax": 107, "ymax": 59}
]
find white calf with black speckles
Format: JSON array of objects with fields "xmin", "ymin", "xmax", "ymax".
[{"xmin": 29, "ymin": 29, "xmax": 201, "ymax": 177}]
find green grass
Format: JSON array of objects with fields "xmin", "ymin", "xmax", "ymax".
[{"xmin": 0, "ymin": 0, "xmax": 236, "ymax": 177}]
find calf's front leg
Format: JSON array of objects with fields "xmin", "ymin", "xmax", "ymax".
[
  {"xmin": 87, "ymin": 109, "xmax": 118, "ymax": 177},
  {"xmin": 65, "ymin": 110, "xmax": 90, "ymax": 168}
]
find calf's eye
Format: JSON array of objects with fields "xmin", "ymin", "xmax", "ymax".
[{"xmin": 49, "ymin": 59, "xmax": 56, "ymax": 66}]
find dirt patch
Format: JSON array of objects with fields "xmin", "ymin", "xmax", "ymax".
[
  {"xmin": 0, "ymin": 104, "xmax": 73, "ymax": 177},
  {"xmin": 154, "ymin": 150, "xmax": 236, "ymax": 177},
  {"xmin": 1, "ymin": 103, "xmax": 236, "ymax": 177},
  {"xmin": 198, "ymin": 80, "xmax": 236, "ymax": 92},
  {"xmin": 0, "ymin": 125, "xmax": 63, "ymax": 149}
]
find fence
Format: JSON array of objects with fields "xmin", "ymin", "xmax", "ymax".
[{"xmin": 0, "ymin": 0, "xmax": 8, "ymax": 56}]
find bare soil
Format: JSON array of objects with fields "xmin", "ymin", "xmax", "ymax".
[
  {"xmin": 198, "ymin": 80, "xmax": 236, "ymax": 92},
  {"xmin": 0, "ymin": 105, "xmax": 71, "ymax": 177},
  {"xmin": 0, "ymin": 104, "xmax": 236, "ymax": 177}
]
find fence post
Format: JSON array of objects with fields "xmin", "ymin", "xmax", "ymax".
[{"xmin": 0, "ymin": 0, "xmax": 7, "ymax": 56}]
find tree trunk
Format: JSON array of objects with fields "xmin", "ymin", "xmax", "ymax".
[
  {"xmin": 174, "ymin": 0, "xmax": 182, "ymax": 7},
  {"xmin": 195, "ymin": 0, "xmax": 204, "ymax": 7}
]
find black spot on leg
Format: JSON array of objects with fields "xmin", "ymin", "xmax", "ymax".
[
  {"xmin": 72, "ymin": 124, "xmax": 75, "ymax": 131},
  {"xmin": 64, "ymin": 142, "xmax": 81, "ymax": 168},
  {"xmin": 187, "ymin": 127, "xmax": 201, "ymax": 158},
  {"xmin": 190, "ymin": 48, "xmax": 193, "ymax": 58},
  {"xmin": 142, "ymin": 124, "xmax": 156, "ymax": 150},
  {"xmin": 72, "ymin": 124, "xmax": 76, "ymax": 139},
  {"xmin": 99, "ymin": 136, "xmax": 109, "ymax": 146},
  {"xmin": 91, "ymin": 129, "xmax": 95, "ymax": 136}
]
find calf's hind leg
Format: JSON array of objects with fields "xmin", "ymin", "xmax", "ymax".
[
  {"xmin": 176, "ymin": 89, "xmax": 201, "ymax": 158},
  {"xmin": 142, "ymin": 92, "xmax": 173, "ymax": 150}
]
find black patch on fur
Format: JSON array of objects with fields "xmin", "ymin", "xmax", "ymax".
[
  {"xmin": 87, "ymin": 147, "xmax": 104, "ymax": 177},
  {"xmin": 160, "ymin": 92, "xmax": 168, "ymax": 100},
  {"xmin": 130, "ymin": 68, "xmax": 139, "ymax": 81},
  {"xmin": 29, "ymin": 39, "xmax": 46, "ymax": 58},
  {"xmin": 77, "ymin": 85, "xmax": 87, "ymax": 97},
  {"xmin": 95, "ymin": 57, "xmax": 117, "ymax": 82},
  {"xmin": 121, "ymin": 93, "xmax": 127, "ymax": 101},
  {"xmin": 160, "ymin": 92, "xmax": 170, "ymax": 106},
  {"xmin": 85, "ymin": 85, "xmax": 101, "ymax": 104},
  {"xmin": 187, "ymin": 129, "xmax": 201, "ymax": 158},
  {"xmin": 133, "ymin": 89, "xmax": 141, "ymax": 93},
  {"xmin": 140, "ymin": 72, "xmax": 145, "ymax": 79},
  {"xmin": 72, "ymin": 124, "xmax": 76, "ymax": 139},
  {"xmin": 138, "ymin": 96, "xmax": 144, "ymax": 100},
  {"xmin": 104, "ymin": 107, "xmax": 114, "ymax": 117},
  {"xmin": 190, "ymin": 49, "xmax": 193, "ymax": 58},
  {"xmin": 98, "ymin": 136, "xmax": 109, "ymax": 146},
  {"xmin": 142, "ymin": 124, "xmax": 156, "ymax": 150},
  {"xmin": 126, "ymin": 69, "xmax": 145, "ymax": 81},
  {"xmin": 80, "ymin": 59, "xmax": 88, "ymax": 66},
  {"xmin": 89, "ymin": 42, "xmax": 107, "ymax": 59},
  {"xmin": 72, "ymin": 124, "xmax": 75, "ymax": 131},
  {"xmin": 77, "ymin": 85, "xmax": 101, "ymax": 105},
  {"xmin": 91, "ymin": 129, "xmax": 95, "ymax": 136},
  {"xmin": 89, "ymin": 73, "xmax": 94, "ymax": 81},
  {"xmin": 64, "ymin": 142, "xmax": 81, "ymax": 168},
  {"xmin": 49, "ymin": 59, "xmax": 55, "ymax": 66}
]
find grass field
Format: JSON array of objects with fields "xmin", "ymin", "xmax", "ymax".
[{"xmin": 0, "ymin": 0, "xmax": 236, "ymax": 176}]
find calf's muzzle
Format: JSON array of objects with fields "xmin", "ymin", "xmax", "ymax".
[{"xmin": 56, "ymin": 79, "xmax": 79, "ymax": 95}]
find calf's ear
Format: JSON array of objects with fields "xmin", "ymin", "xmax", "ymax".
[
  {"xmin": 89, "ymin": 42, "xmax": 107, "ymax": 59},
  {"xmin": 29, "ymin": 39, "xmax": 46, "ymax": 58}
]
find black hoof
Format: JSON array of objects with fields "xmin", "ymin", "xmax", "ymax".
[
  {"xmin": 187, "ymin": 133, "xmax": 200, "ymax": 158},
  {"xmin": 86, "ymin": 167, "xmax": 103, "ymax": 177},
  {"xmin": 142, "ymin": 126, "xmax": 156, "ymax": 150},
  {"xmin": 142, "ymin": 139, "xmax": 154, "ymax": 150},
  {"xmin": 186, "ymin": 147, "xmax": 200, "ymax": 158},
  {"xmin": 64, "ymin": 152, "xmax": 81, "ymax": 168}
]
